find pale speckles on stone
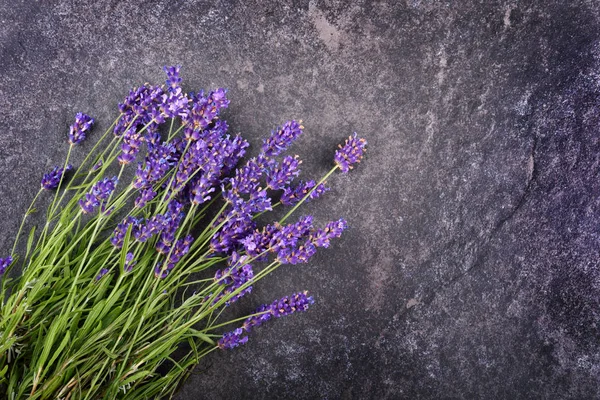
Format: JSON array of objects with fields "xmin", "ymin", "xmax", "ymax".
[
  {"xmin": 514, "ymin": 90, "xmax": 532, "ymax": 116},
  {"xmin": 406, "ymin": 298, "xmax": 421, "ymax": 309},
  {"xmin": 436, "ymin": 47, "xmax": 448, "ymax": 87},
  {"xmin": 308, "ymin": 2, "xmax": 342, "ymax": 52}
]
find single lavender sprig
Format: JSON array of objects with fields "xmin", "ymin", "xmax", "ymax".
[
  {"xmin": 124, "ymin": 252, "xmax": 136, "ymax": 273},
  {"xmin": 281, "ymin": 180, "xmax": 329, "ymax": 206},
  {"xmin": 217, "ymin": 328, "xmax": 248, "ymax": 350},
  {"xmin": 68, "ymin": 112, "xmax": 95, "ymax": 145},
  {"xmin": 164, "ymin": 65, "xmax": 182, "ymax": 91},
  {"xmin": 220, "ymin": 291, "xmax": 315, "ymax": 350},
  {"xmin": 334, "ymin": 133, "xmax": 367, "ymax": 173},
  {"xmin": 266, "ymin": 155, "xmax": 301, "ymax": 190},
  {"xmin": 41, "ymin": 164, "xmax": 73, "ymax": 190},
  {"xmin": 78, "ymin": 176, "xmax": 118, "ymax": 214},
  {"xmin": 310, "ymin": 219, "xmax": 348, "ymax": 248},
  {"xmin": 95, "ymin": 268, "xmax": 109, "ymax": 281},
  {"xmin": 0, "ymin": 256, "xmax": 13, "ymax": 276},
  {"xmin": 261, "ymin": 120, "xmax": 303, "ymax": 157}
]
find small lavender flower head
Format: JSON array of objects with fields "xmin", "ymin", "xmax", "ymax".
[
  {"xmin": 334, "ymin": 133, "xmax": 367, "ymax": 173},
  {"xmin": 269, "ymin": 291, "xmax": 314, "ymax": 318},
  {"xmin": 266, "ymin": 155, "xmax": 302, "ymax": 190},
  {"xmin": 135, "ymin": 214, "xmax": 166, "ymax": 243},
  {"xmin": 163, "ymin": 65, "xmax": 182, "ymax": 91},
  {"xmin": 41, "ymin": 164, "xmax": 73, "ymax": 190},
  {"xmin": 311, "ymin": 218, "xmax": 348, "ymax": 248},
  {"xmin": 277, "ymin": 240, "xmax": 317, "ymax": 265},
  {"xmin": 68, "ymin": 112, "xmax": 95, "ymax": 145},
  {"xmin": 118, "ymin": 130, "xmax": 143, "ymax": 165},
  {"xmin": 79, "ymin": 176, "xmax": 118, "ymax": 214},
  {"xmin": 218, "ymin": 328, "xmax": 248, "ymax": 350},
  {"xmin": 280, "ymin": 180, "xmax": 329, "ymax": 206},
  {"xmin": 134, "ymin": 188, "xmax": 157, "ymax": 208},
  {"xmin": 111, "ymin": 216, "xmax": 141, "ymax": 248},
  {"xmin": 242, "ymin": 304, "xmax": 272, "ymax": 332},
  {"xmin": 261, "ymin": 120, "xmax": 304, "ymax": 157},
  {"xmin": 269, "ymin": 216, "xmax": 313, "ymax": 253},
  {"xmin": 95, "ymin": 268, "xmax": 109, "ymax": 281},
  {"xmin": 0, "ymin": 256, "xmax": 13, "ymax": 276},
  {"xmin": 124, "ymin": 252, "xmax": 136, "ymax": 273}
]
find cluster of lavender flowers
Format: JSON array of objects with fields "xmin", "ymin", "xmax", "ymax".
[
  {"xmin": 218, "ymin": 291, "xmax": 314, "ymax": 349},
  {"xmin": 8, "ymin": 66, "xmax": 367, "ymax": 354}
]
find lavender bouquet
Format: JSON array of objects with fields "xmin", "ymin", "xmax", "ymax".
[{"xmin": 0, "ymin": 67, "xmax": 366, "ymax": 399}]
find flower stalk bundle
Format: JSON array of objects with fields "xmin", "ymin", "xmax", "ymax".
[{"xmin": 0, "ymin": 67, "xmax": 367, "ymax": 399}]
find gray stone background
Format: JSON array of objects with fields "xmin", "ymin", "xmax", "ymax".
[{"xmin": 2, "ymin": 0, "xmax": 600, "ymax": 399}]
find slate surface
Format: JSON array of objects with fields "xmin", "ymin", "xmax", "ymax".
[{"xmin": 2, "ymin": 1, "xmax": 600, "ymax": 399}]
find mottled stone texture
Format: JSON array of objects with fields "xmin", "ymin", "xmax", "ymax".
[{"xmin": 1, "ymin": 0, "xmax": 600, "ymax": 398}]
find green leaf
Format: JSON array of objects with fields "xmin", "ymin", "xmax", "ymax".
[
  {"xmin": 101, "ymin": 306, "xmax": 122, "ymax": 329},
  {"xmin": 46, "ymin": 331, "xmax": 70, "ymax": 371},
  {"xmin": 100, "ymin": 346, "xmax": 118, "ymax": 360},
  {"xmin": 120, "ymin": 370, "xmax": 152, "ymax": 388},
  {"xmin": 26, "ymin": 225, "xmax": 36, "ymax": 260},
  {"xmin": 188, "ymin": 329, "xmax": 215, "ymax": 346}
]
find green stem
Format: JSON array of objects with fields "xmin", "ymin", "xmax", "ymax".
[
  {"xmin": 11, "ymin": 188, "xmax": 42, "ymax": 256},
  {"xmin": 279, "ymin": 165, "xmax": 338, "ymax": 223}
]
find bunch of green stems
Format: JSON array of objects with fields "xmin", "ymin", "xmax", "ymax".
[{"xmin": 0, "ymin": 117, "xmax": 334, "ymax": 399}]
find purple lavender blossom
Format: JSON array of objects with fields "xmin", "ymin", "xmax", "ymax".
[
  {"xmin": 241, "ymin": 304, "xmax": 272, "ymax": 332},
  {"xmin": 78, "ymin": 176, "xmax": 118, "ymax": 214},
  {"xmin": 95, "ymin": 268, "xmax": 109, "ymax": 281},
  {"xmin": 210, "ymin": 215, "xmax": 256, "ymax": 254},
  {"xmin": 68, "ymin": 113, "xmax": 94, "ymax": 145},
  {"xmin": 155, "ymin": 201, "xmax": 185, "ymax": 254},
  {"xmin": 160, "ymin": 87, "xmax": 189, "ymax": 119},
  {"xmin": 154, "ymin": 235, "xmax": 193, "ymax": 278},
  {"xmin": 277, "ymin": 240, "xmax": 317, "ymax": 265},
  {"xmin": 124, "ymin": 252, "xmax": 136, "ymax": 273},
  {"xmin": 280, "ymin": 180, "xmax": 329, "ymax": 206},
  {"xmin": 114, "ymin": 84, "xmax": 164, "ymax": 137},
  {"xmin": 266, "ymin": 155, "xmax": 301, "ymax": 190},
  {"xmin": 164, "ymin": 65, "xmax": 182, "ymax": 91},
  {"xmin": 240, "ymin": 225, "xmax": 279, "ymax": 260},
  {"xmin": 211, "ymin": 253, "xmax": 254, "ymax": 305},
  {"xmin": 92, "ymin": 160, "xmax": 103, "ymax": 171},
  {"xmin": 134, "ymin": 142, "xmax": 177, "ymax": 189},
  {"xmin": 118, "ymin": 130, "xmax": 143, "ymax": 165},
  {"xmin": 217, "ymin": 328, "xmax": 248, "ymax": 350},
  {"xmin": 0, "ymin": 256, "xmax": 13, "ymax": 276},
  {"xmin": 227, "ymin": 157, "xmax": 264, "ymax": 195},
  {"xmin": 310, "ymin": 219, "xmax": 348, "ymax": 248},
  {"xmin": 135, "ymin": 214, "xmax": 166, "ymax": 243},
  {"xmin": 269, "ymin": 216, "xmax": 313, "ymax": 253},
  {"xmin": 134, "ymin": 188, "xmax": 157, "ymax": 208},
  {"xmin": 111, "ymin": 216, "xmax": 141, "ymax": 248},
  {"xmin": 183, "ymin": 89, "xmax": 230, "ymax": 139},
  {"xmin": 41, "ymin": 164, "xmax": 73, "ymax": 190},
  {"xmin": 334, "ymin": 133, "xmax": 367, "ymax": 173},
  {"xmin": 221, "ymin": 291, "xmax": 314, "ymax": 350},
  {"xmin": 269, "ymin": 291, "xmax": 314, "ymax": 318},
  {"xmin": 261, "ymin": 120, "xmax": 304, "ymax": 157}
]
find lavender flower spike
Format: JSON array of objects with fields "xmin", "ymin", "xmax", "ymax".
[
  {"xmin": 124, "ymin": 252, "xmax": 136, "ymax": 273},
  {"xmin": 41, "ymin": 164, "xmax": 73, "ymax": 190},
  {"xmin": 95, "ymin": 268, "xmax": 109, "ymax": 281},
  {"xmin": 270, "ymin": 291, "xmax": 314, "ymax": 318},
  {"xmin": 68, "ymin": 112, "xmax": 95, "ymax": 145},
  {"xmin": 78, "ymin": 176, "xmax": 118, "ymax": 214},
  {"xmin": 261, "ymin": 120, "xmax": 304, "ymax": 157},
  {"xmin": 164, "ymin": 65, "xmax": 182, "ymax": 91},
  {"xmin": 0, "ymin": 256, "xmax": 13, "ymax": 276},
  {"xmin": 334, "ymin": 133, "xmax": 367, "ymax": 173},
  {"xmin": 217, "ymin": 328, "xmax": 248, "ymax": 350}
]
